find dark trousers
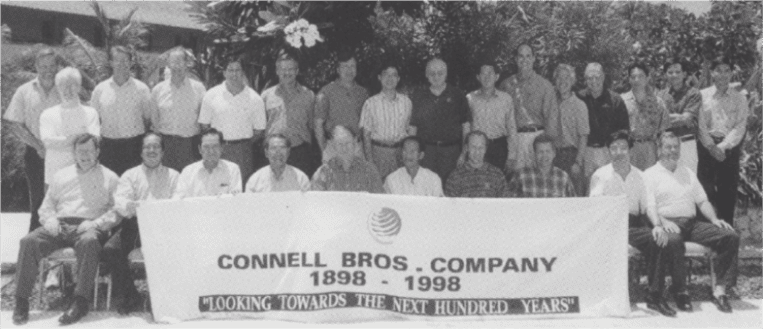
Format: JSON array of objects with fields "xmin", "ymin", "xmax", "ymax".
[
  {"xmin": 162, "ymin": 134, "xmax": 200, "ymax": 173},
  {"xmin": 697, "ymin": 141, "xmax": 741, "ymax": 226},
  {"xmin": 666, "ymin": 217, "xmax": 740, "ymax": 293},
  {"xmin": 421, "ymin": 144, "xmax": 462, "ymax": 184},
  {"xmin": 485, "ymin": 137, "xmax": 508, "ymax": 172},
  {"xmin": 101, "ymin": 136, "xmax": 144, "ymax": 176},
  {"xmin": 14, "ymin": 220, "xmax": 107, "ymax": 300},
  {"xmin": 102, "ymin": 217, "xmax": 141, "ymax": 300},
  {"xmin": 628, "ymin": 215, "xmax": 684, "ymax": 295},
  {"xmin": 554, "ymin": 146, "xmax": 583, "ymax": 195},
  {"xmin": 24, "ymin": 146, "xmax": 45, "ymax": 232},
  {"xmin": 288, "ymin": 143, "xmax": 318, "ymax": 178}
]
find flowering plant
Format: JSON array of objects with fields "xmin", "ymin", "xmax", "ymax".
[{"xmin": 283, "ymin": 19, "xmax": 323, "ymax": 48}]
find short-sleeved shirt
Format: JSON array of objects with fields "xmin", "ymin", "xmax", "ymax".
[
  {"xmin": 246, "ymin": 165, "xmax": 310, "ymax": 193},
  {"xmin": 151, "ymin": 78, "xmax": 207, "ymax": 137},
  {"xmin": 699, "ymin": 86, "xmax": 749, "ymax": 150},
  {"xmin": 114, "ymin": 164, "xmax": 179, "ymax": 218},
  {"xmin": 261, "ymin": 84, "xmax": 315, "ymax": 147},
  {"xmin": 445, "ymin": 163, "xmax": 509, "ymax": 198},
  {"xmin": 199, "ymin": 83, "xmax": 266, "ymax": 140},
  {"xmin": 621, "ymin": 90, "xmax": 669, "ymax": 140},
  {"xmin": 359, "ymin": 93, "xmax": 412, "ymax": 142},
  {"xmin": 39, "ymin": 104, "xmax": 100, "ymax": 184},
  {"xmin": 657, "ymin": 85, "xmax": 702, "ymax": 137},
  {"xmin": 589, "ymin": 163, "xmax": 656, "ymax": 218},
  {"xmin": 3, "ymin": 78, "xmax": 61, "ymax": 140},
  {"xmin": 508, "ymin": 166, "xmax": 576, "ymax": 198},
  {"xmin": 578, "ymin": 89, "xmax": 630, "ymax": 147},
  {"xmin": 557, "ymin": 93, "xmax": 590, "ymax": 148},
  {"xmin": 174, "ymin": 159, "xmax": 242, "ymax": 198},
  {"xmin": 91, "ymin": 77, "xmax": 152, "ymax": 139},
  {"xmin": 311, "ymin": 157, "xmax": 384, "ymax": 193},
  {"xmin": 643, "ymin": 162, "xmax": 707, "ymax": 219},
  {"xmin": 384, "ymin": 167, "xmax": 443, "ymax": 197},
  {"xmin": 467, "ymin": 89, "xmax": 516, "ymax": 140},
  {"xmin": 410, "ymin": 85, "xmax": 471, "ymax": 144},
  {"xmin": 498, "ymin": 72, "xmax": 558, "ymax": 135},
  {"xmin": 315, "ymin": 80, "xmax": 369, "ymax": 135}
]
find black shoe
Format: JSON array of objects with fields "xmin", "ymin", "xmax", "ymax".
[
  {"xmin": 712, "ymin": 295, "xmax": 732, "ymax": 313},
  {"xmin": 645, "ymin": 294, "xmax": 677, "ymax": 317},
  {"xmin": 59, "ymin": 295, "xmax": 89, "ymax": 325},
  {"xmin": 13, "ymin": 297, "xmax": 29, "ymax": 325},
  {"xmin": 117, "ymin": 293, "xmax": 143, "ymax": 315},
  {"xmin": 674, "ymin": 293, "xmax": 693, "ymax": 312}
]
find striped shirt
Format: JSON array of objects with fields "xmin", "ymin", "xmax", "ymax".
[
  {"xmin": 151, "ymin": 78, "xmax": 207, "ymax": 137},
  {"xmin": 359, "ymin": 92, "xmax": 412, "ymax": 142},
  {"xmin": 199, "ymin": 83, "xmax": 267, "ymax": 140},
  {"xmin": 621, "ymin": 89, "xmax": 670, "ymax": 140},
  {"xmin": 445, "ymin": 163, "xmax": 509, "ymax": 198},
  {"xmin": 91, "ymin": 77, "xmax": 152, "ymax": 139},
  {"xmin": 3, "ymin": 78, "xmax": 61, "ymax": 140},
  {"xmin": 467, "ymin": 89, "xmax": 516, "ymax": 139},
  {"xmin": 262, "ymin": 84, "xmax": 315, "ymax": 147},
  {"xmin": 699, "ymin": 86, "xmax": 749, "ymax": 150},
  {"xmin": 508, "ymin": 166, "xmax": 576, "ymax": 198},
  {"xmin": 498, "ymin": 72, "xmax": 558, "ymax": 136},
  {"xmin": 557, "ymin": 93, "xmax": 590, "ymax": 148}
]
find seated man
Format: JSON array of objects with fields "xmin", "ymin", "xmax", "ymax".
[
  {"xmin": 13, "ymin": 134, "xmax": 119, "ymax": 326},
  {"xmin": 311, "ymin": 125, "xmax": 384, "ymax": 193},
  {"xmin": 589, "ymin": 130, "xmax": 683, "ymax": 316},
  {"xmin": 445, "ymin": 131, "xmax": 509, "ymax": 198},
  {"xmin": 509, "ymin": 134, "xmax": 576, "ymax": 197},
  {"xmin": 644, "ymin": 131, "xmax": 740, "ymax": 313},
  {"xmin": 103, "ymin": 132, "xmax": 179, "ymax": 315},
  {"xmin": 384, "ymin": 136, "xmax": 443, "ymax": 196},
  {"xmin": 174, "ymin": 128, "xmax": 242, "ymax": 198},
  {"xmin": 246, "ymin": 133, "xmax": 311, "ymax": 192}
]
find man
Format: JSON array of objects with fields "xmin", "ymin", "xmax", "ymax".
[
  {"xmin": 315, "ymin": 51, "xmax": 369, "ymax": 150},
  {"xmin": 445, "ymin": 131, "xmax": 509, "ymax": 198},
  {"xmin": 508, "ymin": 134, "xmax": 576, "ymax": 198},
  {"xmin": 261, "ymin": 53, "xmax": 316, "ymax": 176},
  {"xmin": 4, "ymin": 48, "xmax": 61, "ymax": 231},
  {"xmin": 91, "ymin": 46, "xmax": 152, "ymax": 175},
  {"xmin": 697, "ymin": 57, "xmax": 749, "ymax": 226},
  {"xmin": 174, "ymin": 128, "xmax": 242, "ymax": 198},
  {"xmin": 410, "ymin": 58, "xmax": 471, "ymax": 182},
  {"xmin": 311, "ymin": 125, "xmax": 384, "ymax": 193},
  {"xmin": 589, "ymin": 130, "xmax": 683, "ymax": 316},
  {"xmin": 384, "ymin": 136, "xmax": 443, "ymax": 197},
  {"xmin": 360, "ymin": 63, "xmax": 413, "ymax": 179},
  {"xmin": 498, "ymin": 44, "xmax": 558, "ymax": 172},
  {"xmin": 621, "ymin": 63, "xmax": 670, "ymax": 170},
  {"xmin": 103, "ymin": 132, "xmax": 179, "ymax": 315},
  {"xmin": 552, "ymin": 64, "xmax": 589, "ymax": 195},
  {"xmin": 466, "ymin": 60, "xmax": 516, "ymax": 173},
  {"xmin": 644, "ymin": 131, "xmax": 740, "ymax": 313},
  {"xmin": 657, "ymin": 58, "xmax": 702, "ymax": 172},
  {"xmin": 578, "ymin": 62, "xmax": 630, "ymax": 185},
  {"xmin": 151, "ymin": 46, "xmax": 207, "ymax": 172},
  {"xmin": 246, "ymin": 134, "xmax": 310, "ymax": 192},
  {"xmin": 199, "ymin": 57, "xmax": 266, "ymax": 186},
  {"xmin": 12, "ymin": 134, "xmax": 119, "ymax": 326}
]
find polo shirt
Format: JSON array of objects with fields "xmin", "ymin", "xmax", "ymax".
[
  {"xmin": 643, "ymin": 162, "xmax": 707, "ymax": 219},
  {"xmin": 410, "ymin": 85, "xmax": 470, "ymax": 144},
  {"xmin": 261, "ymin": 84, "xmax": 315, "ymax": 147},
  {"xmin": 467, "ymin": 89, "xmax": 516, "ymax": 140},
  {"xmin": 445, "ymin": 163, "xmax": 508, "ymax": 198},
  {"xmin": 384, "ymin": 166, "xmax": 443, "ymax": 197},
  {"xmin": 174, "ymin": 159, "xmax": 242, "ymax": 198},
  {"xmin": 498, "ymin": 72, "xmax": 558, "ymax": 136},
  {"xmin": 151, "ymin": 77, "xmax": 207, "ymax": 137},
  {"xmin": 315, "ymin": 80, "xmax": 369, "ymax": 135},
  {"xmin": 699, "ymin": 86, "xmax": 749, "ymax": 150},
  {"xmin": 621, "ymin": 89, "xmax": 669, "ymax": 140},
  {"xmin": 114, "ymin": 164, "xmax": 179, "ymax": 218},
  {"xmin": 578, "ymin": 89, "xmax": 630, "ymax": 147},
  {"xmin": 557, "ymin": 93, "xmax": 590, "ymax": 148},
  {"xmin": 3, "ymin": 78, "xmax": 61, "ymax": 140},
  {"xmin": 359, "ymin": 92, "xmax": 412, "ymax": 142},
  {"xmin": 589, "ymin": 163, "xmax": 657, "ymax": 220},
  {"xmin": 311, "ymin": 156, "xmax": 384, "ymax": 193},
  {"xmin": 199, "ymin": 83, "xmax": 266, "ymax": 140},
  {"xmin": 91, "ymin": 77, "xmax": 152, "ymax": 139},
  {"xmin": 39, "ymin": 104, "xmax": 100, "ymax": 184},
  {"xmin": 245, "ymin": 165, "xmax": 310, "ymax": 192}
]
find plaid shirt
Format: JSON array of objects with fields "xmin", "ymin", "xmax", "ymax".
[
  {"xmin": 508, "ymin": 166, "xmax": 576, "ymax": 198},
  {"xmin": 445, "ymin": 163, "xmax": 509, "ymax": 198}
]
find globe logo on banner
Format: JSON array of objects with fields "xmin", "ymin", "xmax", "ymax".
[{"xmin": 367, "ymin": 207, "xmax": 402, "ymax": 244}]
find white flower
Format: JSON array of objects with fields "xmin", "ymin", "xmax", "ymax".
[
  {"xmin": 304, "ymin": 35, "xmax": 316, "ymax": 48},
  {"xmin": 286, "ymin": 34, "xmax": 302, "ymax": 48}
]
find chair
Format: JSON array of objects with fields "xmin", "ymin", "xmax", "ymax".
[
  {"xmin": 38, "ymin": 248, "xmax": 112, "ymax": 310},
  {"xmin": 127, "ymin": 248, "xmax": 148, "ymax": 311},
  {"xmin": 627, "ymin": 242, "xmax": 717, "ymax": 288}
]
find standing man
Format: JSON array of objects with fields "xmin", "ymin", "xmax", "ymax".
[
  {"xmin": 261, "ymin": 53, "xmax": 316, "ymax": 176},
  {"xmin": 410, "ymin": 58, "xmax": 471, "ymax": 182},
  {"xmin": 467, "ymin": 60, "xmax": 516, "ymax": 173},
  {"xmin": 174, "ymin": 128, "xmax": 242, "ymax": 198},
  {"xmin": 3, "ymin": 48, "xmax": 61, "ymax": 231},
  {"xmin": 697, "ymin": 57, "xmax": 749, "ymax": 226},
  {"xmin": 245, "ymin": 134, "xmax": 311, "ymax": 193},
  {"xmin": 12, "ymin": 134, "xmax": 119, "ymax": 326},
  {"xmin": 91, "ymin": 46, "xmax": 152, "ymax": 176},
  {"xmin": 311, "ymin": 125, "xmax": 384, "ymax": 193},
  {"xmin": 384, "ymin": 136, "xmax": 443, "ymax": 197},
  {"xmin": 657, "ymin": 58, "xmax": 702, "ymax": 173},
  {"xmin": 621, "ymin": 63, "xmax": 670, "ymax": 170},
  {"xmin": 103, "ymin": 132, "xmax": 179, "ymax": 315},
  {"xmin": 508, "ymin": 134, "xmax": 576, "ymax": 198},
  {"xmin": 151, "ymin": 46, "xmax": 207, "ymax": 172},
  {"xmin": 552, "ymin": 64, "xmax": 589, "ymax": 195},
  {"xmin": 445, "ymin": 131, "xmax": 509, "ymax": 198},
  {"xmin": 314, "ymin": 51, "xmax": 369, "ymax": 151},
  {"xmin": 498, "ymin": 44, "xmax": 558, "ymax": 172},
  {"xmin": 199, "ymin": 57, "xmax": 266, "ymax": 186}
]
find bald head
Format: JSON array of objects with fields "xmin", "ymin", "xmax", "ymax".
[{"xmin": 426, "ymin": 58, "xmax": 447, "ymax": 89}]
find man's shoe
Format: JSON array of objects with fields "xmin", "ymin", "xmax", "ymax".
[
  {"xmin": 12, "ymin": 297, "xmax": 29, "ymax": 325},
  {"xmin": 645, "ymin": 294, "xmax": 677, "ymax": 317},
  {"xmin": 674, "ymin": 293, "xmax": 693, "ymax": 312},
  {"xmin": 712, "ymin": 295, "xmax": 732, "ymax": 313},
  {"xmin": 117, "ymin": 293, "xmax": 143, "ymax": 315},
  {"xmin": 59, "ymin": 295, "xmax": 89, "ymax": 325}
]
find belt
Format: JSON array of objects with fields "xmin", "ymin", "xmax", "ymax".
[
  {"xmin": 633, "ymin": 136, "xmax": 655, "ymax": 143},
  {"xmin": 680, "ymin": 134, "xmax": 695, "ymax": 142},
  {"xmin": 424, "ymin": 140, "xmax": 461, "ymax": 147},
  {"xmin": 587, "ymin": 142, "xmax": 606, "ymax": 148},
  {"xmin": 224, "ymin": 139, "xmax": 251, "ymax": 145},
  {"xmin": 371, "ymin": 140, "xmax": 403, "ymax": 148},
  {"xmin": 518, "ymin": 125, "xmax": 545, "ymax": 133},
  {"xmin": 488, "ymin": 136, "xmax": 507, "ymax": 142}
]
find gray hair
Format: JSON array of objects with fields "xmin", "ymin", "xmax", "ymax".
[
  {"xmin": 584, "ymin": 62, "xmax": 604, "ymax": 77},
  {"xmin": 55, "ymin": 67, "xmax": 81, "ymax": 88},
  {"xmin": 554, "ymin": 63, "xmax": 576, "ymax": 81}
]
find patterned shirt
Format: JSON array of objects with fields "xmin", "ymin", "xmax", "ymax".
[
  {"xmin": 578, "ymin": 89, "xmax": 630, "ymax": 147},
  {"xmin": 3, "ymin": 78, "xmax": 61, "ymax": 140},
  {"xmin": 114, "ymin": 164, "xmax": 179, "ymax": 218},
  {"xmin": 657, "ymin": 85, "xmax": 702, "ymax": 137},
  {"xmin": 643, "ymin": 162, "xmax": 707, "ymax": 219},
  {"xmin": 508, "ymin": 166, "xmax": 576, "ymax": 198},
  {"xmin": 38, "ymin": 164, "xmax": 119, "ymax": 230},
  {"xmin": 359, "ymin": 92, "xmax": 412, "ymax": 142},
  {"xmin": 174, "ymin": 159, "xmax": 242, "ymax": 198},
  {"xmin": 467, "ymin": 89, "xmax": 516, "ymax": 140},
  {"xmin": 557, "ymin": 93, "xmax": 590, "ymax": 148},
  {"xmin": 90, "ymin": 77, "xmax": 152, "ymax": 139},
  {"xmin": 245, "ymin": 165, "xmax": 310, "ymax": 193},
  {"xmin": 445, "ymin": 163, "xmax": 509, "ymax": 198},
  {"xmin": 315, "ymin": 80, "xmax": 369, "ymax": 135},
  {"xmin": 261, "ymin": 84, "xmax": 315, "ymax": 147},
  {"xmin": 39, "ymin": 104, "xmax": 101, "ymax": 184},
  {"xmin": 621, "ymin": 89, "xmax": 669, "ymax": 140},
  {"xmin": 498, "ymin": 72, "xmax": 558, "ymax": 136},
  {"xmin": 410, "ymin": 85, "xmax": 471, "ymax": 143},
  {"xmin": 384, "ymin": 167, "xmax": 443, "ymax": 197},
  {"xmin": 199, "ymin": 83, "xmax": 267, "ymax": 140},
  {"xmin": 699, "ymin": 86, "xmax": 749, "ymax": 151},
  {"xmin": 311, "ymin": 156, "xmax": 384, "ymax": 193},
  {"xmin": 151, "ymin": 78, "xmax": 207, "ymax": 137}
]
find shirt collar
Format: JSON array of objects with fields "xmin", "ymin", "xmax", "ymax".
[{"xmin": 109, "ymin": 76, "xmax": 133, "ymax": 88}]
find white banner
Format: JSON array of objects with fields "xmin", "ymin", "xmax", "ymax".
[{"xmin": 137, "ymin": 192, "xmax": 629, "ymax": 323}]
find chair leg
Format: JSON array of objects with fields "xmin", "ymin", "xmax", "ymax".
[
  {"xmin": 38, "ymin": 258, "xmax": 46, "ymax": 309},
  {"xmin": 686, "ymin": 258, "xmax": 692, "ymax": 285},
  {"xmin": 106, "ymin": 274, "xmax": 112, "ymax": 311},
  {"xmin": 708, "ymin": 255, "xmax": 716, "ymax": 289},
  {"xmin": 93, "ymin": 265, "xmax": 99, "ymax": 310}
]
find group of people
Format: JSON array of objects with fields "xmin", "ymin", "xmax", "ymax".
[{"xmin": 6, "ymin": 42, "xmax": 751, "ymax": 325}]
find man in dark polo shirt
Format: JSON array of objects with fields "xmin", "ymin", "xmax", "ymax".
[{"xmin": 410, "ymin": 58, "xmax": 471, "ymax": 182}]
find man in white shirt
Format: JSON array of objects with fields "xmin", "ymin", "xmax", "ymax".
[
  {"xmin": 175, "ymin": 128, "xmax": 242, "ymax": 198},
  {"xmin": 246, "ymin": 134, "xmax": 310, "ymax": 192},
  {"xmin": 12, "ymin": 134, "xmax": 119, "ymax": 326},
  {"xmin": 644, "ymin": 131, "xmax": 739, "ymax": 313},
  {"xmin": 103, "ymin": 132, "xmax": 179, "ymax": 315},
  {"xmin": 384, "ymin": 136, "xmax": 443, "ymax": 196},
  {"xmin": 589, "ymin": 130, "xmax": 682, "ymax": 316}
]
